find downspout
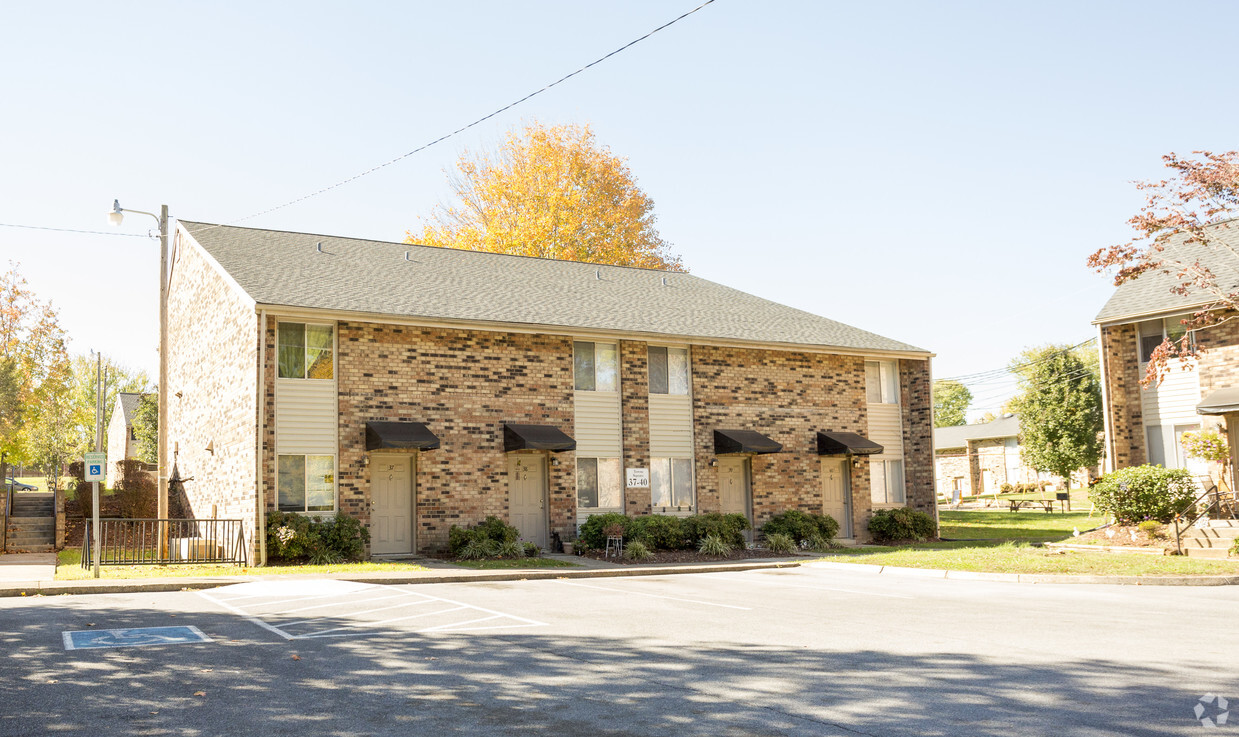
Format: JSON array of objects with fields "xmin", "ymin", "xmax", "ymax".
[
  {"xmin": 256, "ymin": 308, "xmax": 268, "ymax": 565},
  {"xmin": 1097, "ymin": 323, "xmax": 1115, "ymax": 474}
]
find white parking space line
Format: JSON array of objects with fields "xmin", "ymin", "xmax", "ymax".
[
  {"xmin": 199, "ymin": 581, "xmax": 547, "ymax": 640},
  {"xmin": 708, "ymin": 573, "xmax": 916, "ymax": 600},
  {"xmin": 555, "ymin": 580, "xmax": 752, "ymax": 610}
]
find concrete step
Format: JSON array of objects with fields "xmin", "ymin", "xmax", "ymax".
[
  {"xmin": 11, "ymin": 507, "xmax": 53, "ymax": 517},
  {"xmin": 1201, "ymin": 519, "xmax": 1239, "ymax": 528},
  {"xmin": 1185, "ymin": 547, "xmax": 1234, "ymax": 559},
  {"xmin": 1188, "ymin": 528, "xmax": 1239, "ymax": 540},
  {"xmin": 7, "ymin": 517, "xmax": 54, "ymax": 529},
  {"xmin": 1180, "ymin": 537, "xmax": 1234, "ymax": 549},
  {"xmin": 4, "ymin": 543, "xmax": 53, "ymax": 553}
]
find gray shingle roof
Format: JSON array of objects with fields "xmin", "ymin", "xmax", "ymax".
[
  {"xmin": 116, "ymin": 392, "xmax": 148, "ymax": 426},
  {"xmin": 180, "ymin": 222, "xmax": 928, "ymax": 355},
  {"xmin": 934, "ymin": 415, "xmax": 1020, "ymax": 449},
  {"xmin": 1093, "ymin": 222, "xmax": 1239, "ymax": 324}
]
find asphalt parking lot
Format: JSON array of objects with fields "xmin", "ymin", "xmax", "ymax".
[{"xmin": 1, "ymin": 565, "xmax": 1236, "ymax": 736}]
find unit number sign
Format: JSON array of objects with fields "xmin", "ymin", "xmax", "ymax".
[{"xmin": 626, "ymin": 468, "xmax": 649, "ymax": 488}]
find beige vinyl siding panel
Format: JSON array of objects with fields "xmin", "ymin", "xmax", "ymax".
[
  {"xmin": 275, "ymin": 380, "xmax": 338, "ymax": 454},
  {"xmin": 867, "ymin": 404, "xmax": 904, "ymax": 458},
  {"xmin": 573, "ymin": 390, "xmax": 622, "ymax": 457},
  {"xmin": 1139, "ymin": 360, "xmax": 1201, "ymax": 425},
  {"xmin": 649, "ymin": 393, "xmax": 694, "ymax": 457}
]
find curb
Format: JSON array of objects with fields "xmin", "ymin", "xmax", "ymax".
[
  {"xmin": 0, "ymin": 559, "xmax": 803, "ymax": 598},
  {"xmin": 807, "ymin": 561, "xmax": 1239, "ymax": 586}
]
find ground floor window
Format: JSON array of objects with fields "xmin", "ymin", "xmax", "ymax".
[
  {"xmin": 278, "ymin": 454, "xmax": 335, "ymax": 512},
  {"xmin": 870, "ymin": 458, "xmax": 906, "ymax": 504},
  {"xmin": 651, "ymin": 457, "xmax": 694, "ymax": 509},
  {"xmin": 577, "ymin": 457, "xmax": 622, "ymax": 510}
]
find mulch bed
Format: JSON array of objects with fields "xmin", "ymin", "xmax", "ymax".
[
  {"xmin": 575, "ymin": 548, "xmax": 798, "ymax": 565},
  {"xmin": 1072, "ymin": 523, "xmax": 1172, "ymax": 550}
]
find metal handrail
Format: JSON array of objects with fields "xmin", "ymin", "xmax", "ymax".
[
  {"xmin": 1173, "ymin": 480, "xmax": 1237, "ymax": 555},
  {"xmin": 82, "ymin": 518, "xmax": 247, "ymax": 568}
]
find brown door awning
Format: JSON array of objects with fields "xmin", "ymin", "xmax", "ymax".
[
  {"xmin": 1197, "ymin": 387, "xmax": 1239, "ymax": 415},
  {"xmin": 713, "ymin": 429, "xmax": 782, "ymax": 455},
  {"xmin": 816, "ymin": 431, "xmax": 883, "ymax": 456},
  {"xmin": 365, "ymin": 421, "xmax": 440, "ymax": 451},
  {"xmin": 503, "ymin": 423, "xmax": 576, "ymax": 452}
]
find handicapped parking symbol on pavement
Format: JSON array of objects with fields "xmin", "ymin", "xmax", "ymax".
[{"xmin": 62, "ymin": 625, "xmax": 213, "ymax": 650}]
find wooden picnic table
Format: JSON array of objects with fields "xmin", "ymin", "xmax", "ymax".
[{"xmin": 1007, "ymin": 498, "xmax": 1057, "ymax": 513}]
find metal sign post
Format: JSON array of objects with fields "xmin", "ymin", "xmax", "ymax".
[{"xmin": 85, "ymin": 354, "xmax": 106, "ymax": 578}]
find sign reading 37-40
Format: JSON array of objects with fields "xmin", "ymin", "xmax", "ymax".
[{"xmin": 84, "ymin": 452, "xmax": 106, "ymax": 482}]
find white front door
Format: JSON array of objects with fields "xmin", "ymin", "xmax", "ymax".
[
  {"xmin": 371, "ymin": 454, "xmax": 414, "ymax": 555},
  {"xmin": 718, "ymin": 457, "xmax": 752, "ymax": 536},
  {"xmin": 822, "ymin": 458, "xmax": 852, "ymax": 538},
  {"xmin": 508, "ymin": 455, "xmax": 548, "ymax": 548}
]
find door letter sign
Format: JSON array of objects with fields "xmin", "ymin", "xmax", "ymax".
[
  {"xmin": 626, "ymin": 468, "xmax": 649, "ymax": 488},
  {"xmin": 84, "ymin": 452, "xmax": 106, "ymax": 482}
]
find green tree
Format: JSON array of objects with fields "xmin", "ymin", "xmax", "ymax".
[
  {"xmin": 409, "ymin": 122, "xmax": 685, "ymax": 271},
  {"xmin": 1008, "ymin": 344, "xmax": 1103, "ymax": 489},
  {"xmin": 932, "ymin": 379, "xmax": 971, "ymax": 427},
  {"xmin": 132, "ymin": 393, "xmax": 158, "ymax": 465},
  {"xmin": 66, "ymin": 354, "xmax": 152, "ymax": 456}
]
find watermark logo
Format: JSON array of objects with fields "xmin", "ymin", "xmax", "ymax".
[{"xmin": 1195, "ymin": 694, "xmax": 1230, "ymax": 728}]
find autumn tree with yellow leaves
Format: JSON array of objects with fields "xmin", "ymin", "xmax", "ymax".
[{"xmin": 409, "ymin": 122, "xmax": 685, "ymax": 271}]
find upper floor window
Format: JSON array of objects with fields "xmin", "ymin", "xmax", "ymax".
[
  {"xmin": 574, "ymin": 341, "xmax": 617, "ymax": 392},
  {"xmin": 648, "ymin": 346, "xmax": 689, "ymax": 395},
  {"xmin": 865, "ymin": 360, "xmax": 899, "ymax": 404},
  {"xmin": 1139, "ymin": 316, "xmax": 1195, "ymax": 364},
  {"xmin": 278, "ymin": 322, "xmax": 334, "ymax": 379}
]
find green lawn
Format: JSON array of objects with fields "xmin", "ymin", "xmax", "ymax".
[
  {"xmin": 449, "ymin": 557, "xmax": 579, "ymax": 570},
  {"xmin": 818, "ymin": 541, "xmax": 1239, "ymax": 576},
  {"xmin": 939, "ymin": 509, "xmax": 1099, "ymax": 543},
  {"xmin": 55, "ymin": 548, "xmax": 429, "ymax": 580}
]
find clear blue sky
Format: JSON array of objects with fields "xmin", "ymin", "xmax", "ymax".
[{"xmin": 3, "ymin": 1, "xmax": 1236, "ymax": 417}]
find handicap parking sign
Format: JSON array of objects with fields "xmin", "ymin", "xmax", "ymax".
[{"xmin": 84, "ymin": 452, "xmax": 105, "ymax": 481}]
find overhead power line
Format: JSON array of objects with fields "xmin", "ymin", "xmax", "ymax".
[
  {"xmin": 939, "ymin": 337, "xmax": 1097, "ymax": 384},
  {"xmin": 222, "ymin": 0, "xmax": 719, "ymax": 228},
  {"xmin": 0, "ymin": 222, "xmax": 149, "ymax": 238}
]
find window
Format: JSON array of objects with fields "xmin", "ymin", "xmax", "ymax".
[
  {"xmin": 574, "ymin": 341, "xmax": 617, "ymax": 391},
  {"xmin": 1139, "ymin": 316, "xmax": 1195, "ymax": 364},
  {"xmin": 650, "ymin": 457, "xmax": 694, "ymax": 509},
  {"xmin": 277, "ymin": 454, "xmax": 335, "ymax": 512},
  {"xmin": 870, "ymin": 458, "xmax": 905, "ymax": 504},
  {"xmin": 278, "ymin": 323, "xmax": 334, "ymax": 379},
  {"xmin": 577, "ymin": 458, "xmax": 622, "ymax": 509},
  {"xmin": 865, "ymin": 360, "xmax": 899, "ymax": 404},
  {"xmin": 648, "ymin": 346, "xmax": 689, "ymax": 395}
]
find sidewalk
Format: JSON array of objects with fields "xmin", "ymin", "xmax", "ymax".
[{"xmin": 0, "ymin": 552, "xmax": 806, "ymax": 597}]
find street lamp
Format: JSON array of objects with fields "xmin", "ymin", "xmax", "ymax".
[{"xmin": 109, "ymin": 200, "xmax": 170, "ymax": 558}]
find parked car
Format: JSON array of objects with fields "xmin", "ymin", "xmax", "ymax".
[{"xmin": 5, "ymin": 478, "xmax": 36, "ymax": 491}]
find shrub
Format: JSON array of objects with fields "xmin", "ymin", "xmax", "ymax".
[
  {"xmin": 626, "ymin": 515, "xmax": 686, "ymax": 550},
  {"xmin": 682, "ymin": 513, "xmax": 749, "ymax": 549},
  {"xmin": 624, "ymin": 540, "xmax": 652, "ymax": 560},
  {"xmin": 115, "ymin": 459, "xmax": 156, "ymax": 518},
  {"xmin": 448, "ymin": 515, "xmax": 522, "ymax": 557},
  {"xmin": 1087, "ymin": 465, "xmax": 1197, "ymax": 523},
  {"xmin": 523, "ymin": 542, "xmax": 541, "ymax": 557},
  {"xmin": 459, "ymin": 538, "xmax": 498, "ymax": 560},
  {"xmin": 494, "ymin": 539, "xmax": 525, "ymax": 559},
  {"xmin": 764, "ymin": 532, "xmax": 796, "ymax": 553},
  {"xmin": 868, "ymin": 508, "xmax": 937, "ymax": 543},
  {"xmin": 698, "ymin": 534, "xmax": 732, "ymax": 555},
  {"xmin": 578, "ymin": 512, "xmax": 631, "ymax": 550},
  {"xmin": 266, "ymin": 511, "xmax": 370, "ymax": 563},
  {"xmin": 760, "ymin": 510, "xmax": 839, "ymax": 547},
  {"xmin": 802, "ymin": 534, "xmax": 832, "ymax": 552}
]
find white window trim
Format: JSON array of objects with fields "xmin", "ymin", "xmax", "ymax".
[
  {"xmin": 276, "ymin": 320, "xmax": 337, "ymax": 382},
  {"xmin": 576, "ymin": 456, "xmax": 624, "ymax": 512},
  {"xmin": 649, "ymin": 456, "xmax": 696, "ymax": 514},
  {"xmin": 276, "ymin": 452, "xmax": 339, "ymax": 515},
  {"xmin": 573, "ymin": 340, "xmax": 619, "ymax": 393}
]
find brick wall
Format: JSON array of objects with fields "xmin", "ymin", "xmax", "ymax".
[
  {"xmin": 1101, "ymin": 324, "xmax": 1146, "ymax": 468},
  {"xmin": 689, "ymin": 345, "xmax": 878, "ymax": 540},
  {"xmin": 935, "ymin": 451, "xmax": 970, "ymax": 495},
  {"xmin": 899, "ymin": 359, "xmax": 935, "ymax": 516},
  {"xmin": 1196, "ymin": 316, "xmax": 1239, "ymax": 397},
  {"xmin": 327, "ymin": 322, "xmax": 576, "ymax": 553},
  {"xmin": 167, "ymin": 231, "xmax": 260, "ymax": 561},
  {"xmin": 619, "ymin": 340, "xmax": 652, "ymax": 515}
]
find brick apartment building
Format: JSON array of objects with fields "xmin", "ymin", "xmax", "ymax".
[
  {"xmin": 166, "ymin": 221, "xmax": 936, "ymax": 562},
  {"xmin": 1095, "ymin": 224, "xmax": 1239, "ymax": 486}
]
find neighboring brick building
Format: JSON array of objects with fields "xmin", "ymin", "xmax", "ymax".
[
  {"xmin": 1094, "ymin": 225, "xmax": 1239, "ymax": 486},
  {"xmin": 166, "ymin": 221, "xmax": 936, "ymax": 562},
  {"xmin": 105, "ymin": 392, "xmax": 152, "ymax": 488},
  {"xmin": 934, "ymin": 415, "xmax": 1036, "ymax": 499}
]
